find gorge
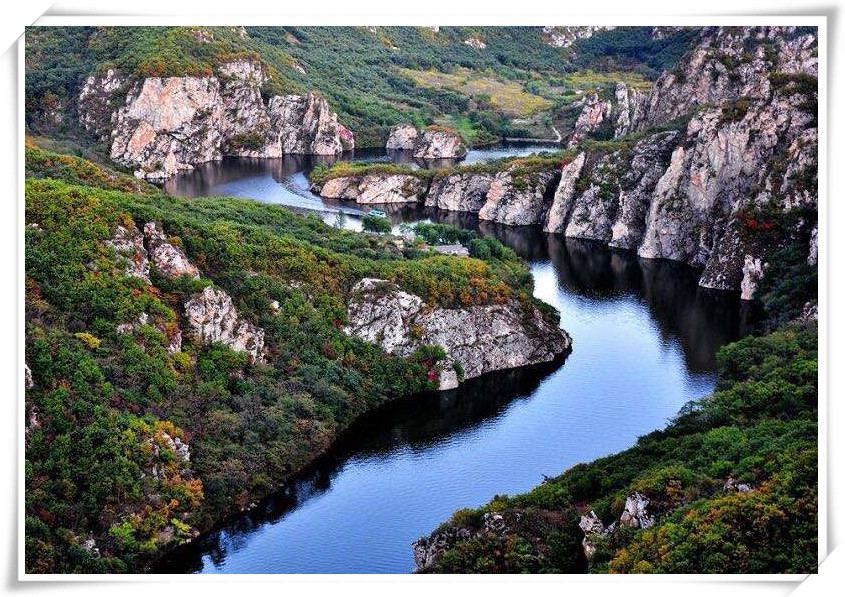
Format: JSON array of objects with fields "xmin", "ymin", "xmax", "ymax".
[{"xmin": 23, "ymin": 24, "xmax": 818, "ymax": 575}]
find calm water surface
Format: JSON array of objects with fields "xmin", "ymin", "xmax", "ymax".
[{"xmin": 159, "ymin": 146, "xmax": 758, "ymax": 573}]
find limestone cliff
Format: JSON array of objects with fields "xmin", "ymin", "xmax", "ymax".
[
  {"xmin": 477, "ymin": 167, "xmax": 561, "ymax": 226},
  {"xmin": 312, "ymin": 173, "xmax": 429, "ymax": 204},
  {"xmin": 79, "ymin": 59, "xmax": 354, "ymax": 179},
  {"xmin": 344, "ymin": 278, "xmax": 571, "ymax": 390},
  {"xmin": 385, "ymin": 125, "xmax": 467, "ymax": 159},
  {"xmin": 337, "ymin": 26, "xmax": 818, "ymax": 298}
]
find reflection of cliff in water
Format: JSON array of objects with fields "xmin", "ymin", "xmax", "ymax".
[
  {"xmin": 398, "ymin": 209, "xmax": 760, "ymax": 373},
  {"xmin": 155, "ymin": 357, "xmax": 562, "ymax": 574}
]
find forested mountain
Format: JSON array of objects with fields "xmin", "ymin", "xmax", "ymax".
[{"xmin": 26, "ymin": 26, "xmax": 698, "ymax": 147}]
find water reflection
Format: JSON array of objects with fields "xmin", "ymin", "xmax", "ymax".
[{"xmin": 392, "ymin": 208, "xmax": 760, "ymax": 372}]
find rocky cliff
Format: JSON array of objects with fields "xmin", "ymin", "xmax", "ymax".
[
  {"xmin": 425, "ymin": 172, "xmax": 494, "ymax": 212},
  {"xmin": 567, "ymin": 83, "xmax": 648, "ymax": 147},
  {"xmin": 386, "ymin": 125, "xmax": 467, "ymax": 159},
  {"xmin": 313, "ymin": 172, "xmax": 429, "ymax": 204},
  {"xmin": 318, "ymin": 26, "xmax": 817, "ymax": 298},
  {"xmin": 344, "ymin": 278, "xmax": 571, "ymax": 390},
  {"xmin": 559, "ymin": 26, "xmax": 818, "ymax": 297},
  {"xmin": 79, "ymin": 59, "xmax": 354, "ymax": 179}
]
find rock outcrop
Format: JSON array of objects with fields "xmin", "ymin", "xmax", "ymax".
[
  {"xmin": 144, "ymin": 222, "xmax": 200, "ymax": 279},
  {"xmin": 184, "ymin": 286, "xmax": 266, "ymax": 362},
  {"xmin": 313, "ymin": 173, "xmax": 429, "ymax": 204},
  {"xmin": 385, "ymin": 124, "xmax": 418, "ymax": 150},
  {"xmin": 106, "ymin": 224, "xmax": 151, "ymax": 282},
  {"xmin": 106, "ymin": 219, "xmax": 266, "ymax": 360},
  {"xmin": 425, "ymin": 172, "xmax": 494, "ymax": 212},
  {"xmin": 413, "ymin": 512, "xmax": 521, "ymax": 571},
  {"xmin": 344, "ymin": 278, "xmax": 570, "ymax": 390},
  {"xmin": 477, "ymin": 168, "xmax": 560, "ymax": 226},
  {"xmin": 568, "ymin": 83, "xmax": 647, "ymax": 147},
  {"xmin": 543, "ymin": 153, "xmax": 587, "ymax": 233},
  {"xmin": 541, "ymin": 26, "xmax": 616, "ymax": 48},
  {"xmin": 79, "ymin": 60, "xmax": 354, "ymax": 179},
  {"xmin": 385, "ymin": 125, "xmax": 467, "ymax": 159},
  {"xmin": 619, "ymin": 492, "xmax": 655, "ymax": 529}
]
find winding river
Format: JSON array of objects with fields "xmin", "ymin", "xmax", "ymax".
[{"xmin": 157, "ymin": 146, "xmax": 759, "ymax": 573}]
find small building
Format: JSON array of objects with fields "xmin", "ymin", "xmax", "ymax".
[{"xmin": 432, "ymin": 244, "xmax": 469, "ymax": 257}]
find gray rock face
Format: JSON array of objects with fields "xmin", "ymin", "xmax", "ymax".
[
  {"xmin": 568, "ymin": 93, "xmax": 613, "ymax": 147},
  {"xmin": 385, "ymin": 125, "xmax": 466, "ymax": 159},
  {"xmin": 542, "ymin": 153, "xmax": 586, "ymax": 233},
  {"xmin": 184, "ymin": 286, "xmax": 266, "ymax": 362},
  {"xmin": 413, "ymin": 511, "xmax": 520, "ymax": 571},
  {"xmin": 315, "ymin": 174, "xmax": 429, "ymax": 204},
  {"xmin": 267, "ymin": 93, "xmax": 355, "ymax": 156},
  {"xmin": 144, "ymin": 222, "xmax": 200, "ymax": 279},
  {"xmin": 478, "ymin": 168, "xmax": 560, "ymax": 226},
  {"xmin": 619, "ymin": 492, "xmax": 654, "ymax": 529},
  {"xmin": 412, "ymin": 526, "xmax": 473, "ymax": 571},
  {"xmin": 414, "ymin": 129, "xmax": 467, "ymax": 159},
  {"xmin": 808, "ymin": 225, "xmax": 818, "ymax": 265},
  {"xmin": 739, "ymin": 255, "xmax": 765, "ymax": 301},
  {"xmin": 608, "ymin": 132, "xmax": 680, "ymax": 249},
  {"xmin": 425, "ymin": 172, "xmax": 494, "ymax": 211},
  {"xmin": 642, "ymin": 26, "xmax": 817, "ymax": 128},
  {"xmin": 344, "ymin": 278, "xmax": 570, "ymax": 390},
  {"xmin": 25, "ymin": 363, "xmax": 34, "ymax": 390},
  {"xmin": 568, "ymin": 83, "xmax": 647, "ymax": 147},
  {"xmin": 78, "ymin": 68, "xmax": 125, "ymax": 138},
  {"xmin": 579, "ymin": 510, "xmax": 606, "ymax": 561},
  {"xmin": 80, "ymin": 60, "xmax": 353, "ymax": 179},
  {"xmin": 385, "ymin": 124, "xmax": 418, "ymax": 150}
]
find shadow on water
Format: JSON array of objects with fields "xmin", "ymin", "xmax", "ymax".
[{"xmin": 155, "ymin": 356, "xmax": 565, "ymax": 573}]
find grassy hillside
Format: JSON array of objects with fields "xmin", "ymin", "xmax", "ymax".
[
  {"xmin": 23, "ymin": 145, "xmax": 545, "ymax": 573},
  {"xmin": 25, "ymin": 26, "xmax": 699, "ymax": 147}
]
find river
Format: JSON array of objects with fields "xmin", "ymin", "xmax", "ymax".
[{"xmin": 157, "ymin": 145, "xmax": 758, "ymax": 573}]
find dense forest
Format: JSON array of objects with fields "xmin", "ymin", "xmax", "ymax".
[{"xmin": 25, "ymin": 26, "xmax": 699, "ymax": 147}]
